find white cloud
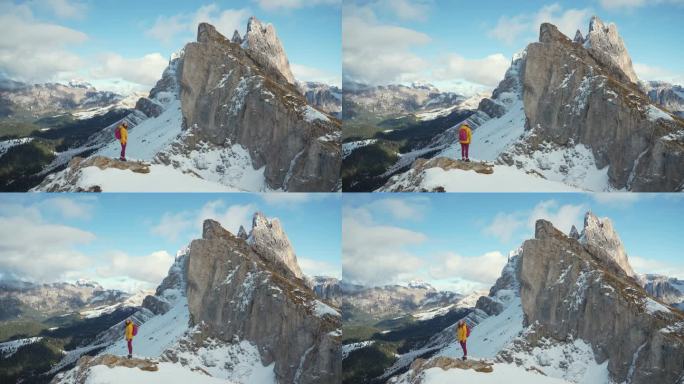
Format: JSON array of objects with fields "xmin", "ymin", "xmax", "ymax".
[
  {"xmin": 634, "ymin": 62, "xmax": 684, "ymax": 85},
  {"xmin": 145, "ymin": 4, "xmax": 251, "ymax": 44},
  {"xmin": 150, "ymin": 211, "xmax": 195, "ymax": 241},
  {"xmin": 429, "ymin": 251, "xmax": 508, "ymax": 286},
  {"xmin": 485, "ymin": 212, "xmax": 525, "ymax": 242},
  {"xmin": 370, "ymin": 197, "xmax": 427, "ymax": 220},
  {"xmin": 592, "ymin": 193, "xmax": 643, "ymax": 208},
  {"xmin": 254, "ymin": 0, "xmax": 339, "ymax": 11},
  {"xmin": 96, "ymin": 250, "xmax": 175, "ymax": 285},
  {"xmin": 90, "ymin": 53, "xmax": 168, "ymax": 90},
  {"xmin": 37, "ymin": 0, "xmax": 87, "ymax": 19},
  {"xmin": 0, "ymin": 215, "xmax": 95, "ymax": 282},
  {"xmin": 151, "ymin": 201, "xmax": 256, "ymax": 241},
  {"xmin": 259, "ymin": 193, "xmax": 335, "ymax": 207},
  {"xmin": 343, "ymin": 4, "xmax": 431, "ymax": 85},
  {"xmin": 488, "ymin": 4, "xmax": 593, "ymax": 46},
  {"xmin": 0, "ymin": 2, "xmax": 87, "ymax": 82},
  {"xmin": 483, "ymin": 200, "xmax": 586, "ymax": 242},
  {"xmin": 527, "ymin": 200, "xmax": 586, "ymax": 235},
  {"xmin": 599, "ymin": 0, "xmax": 684, "ymax": 10},
  {"xmin": 291, "ymin": 63, "xmax": 342, "ymax": 87},
  {"xmin": 342, "ymin": 206, "xmax": 427, "ymax": 286},
  {"xmin": 433, "ymin": 53, "xmax": 510, "ymax": 88},
  {"xmin": 631, "ymin": 256, "xmax": 684, "ymax": 279},
  {"xmin": 376, "ymin": 0, "xmax": 432, "ymax": 22},
  {"xmin": 298, "ymin": 257, "xmax": 341, "ymax": 279},
  {"xmin": 40, "ymin": 196, "xmax": 95, "ymax": 220}
]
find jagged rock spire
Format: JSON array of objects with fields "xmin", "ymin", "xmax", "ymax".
[
  {"xmin": 231, "ymin": 30, "xmax": 242, "ymax": 44},
  {"xmin": 248, "ymin": 212, "xmax": 304, "ymax": 278},
  {"xmin": 579, "ymin": 211, "xmax": 635, "ymax": 277},
  {"xmin": 237, "ymin": 225, "xmax": 248, "ymax": 239},
  {"xmin": 569, "ymin": 224, "xmax": 580, "ymax": 239},
  {"xmin": 241, "ymin": 16, "xmax": 295, "ymax": 84},
  {"xmin": 573, "ymin": 29, "xmax": 584, "ymax": 43},
  {"xmin": 583, "ymin": 16, "xmax": 639, "ymax": 83}
]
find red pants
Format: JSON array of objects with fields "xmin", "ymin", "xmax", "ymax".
[
  {"xmin": 127, "ymin": 339, "xmax": 132, "ymax": 355},
  {"xmin": 460, "ymin": 143, "xmax": 469, "ymax": 159},
  {"xmin": 460, "ymin": 341, "xmax": 467, "ymax": 357},
  {"xmin": 120, "ymin": 142, "xmax": 126, "ymax": 159}
]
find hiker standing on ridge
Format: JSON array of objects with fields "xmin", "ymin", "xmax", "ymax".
[
  {"xmin": 124, "ymin": 319, "xmax": 137, "ymax": 359},
  {"xmin": 115, "ymin": 122, "xmax": 128, "ymax": 161},
  {"xmin": 456, "ymin": 319, "xmax": 470, "ymax": 360},
  {"xmin": 458, "ymin": 123, "xmax": 472, "ymax": 162}
]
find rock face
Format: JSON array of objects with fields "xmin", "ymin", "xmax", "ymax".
[
  {"xmin": 308, "ymin": 276, "xmax": 342, "ymax": 306},
  {"xmin": 185, "ymin": 219, "xmax": 340, "ymax": 383},
  {"xmin": 297, "ymin": 81, "xmax": 342, "ymax": 117},
  {"xmin": 343, "ymin": 82, "xmax": 465, "ymax": 119},
  {"xmin": 518, "ymin": 218, "xmax": 684, "ymax": 384},
  {"xmin": 241, "ymin": 16, "xmax": 295, "ymax": 85},
  {"xmin": 176, "ymin": 21, "xmax": 340, "ymax": 191},
  {"xmin": 641, "ymin": 80, "xmax": 684, "ymax": 118},
  {"xmin": 582, "ymin": 16, "xmax": 639, "ymax": 84},
  {"xmin": 520, "ymin": 20, "xmax": 684, "ymax": 191},
  {"xmin": 341, "ymin": 282, "xmax": 461, "ymax": 319},
  {"xmin": 0, "ymin": 80, "xmax": 123, "ymax": 118},
  {"xmin": 579, "ymin": 211, "xmax": 635, "ymax": 276},
  {"xmin": 246, "ymin": 212, "xmax": 304, "ymax": 279},
  {"xmin": 0, "ymin": 279, "xmax": 130, "ymax": 320},
  {"xmin": 639, "ymin": 274, "xmax": 684, "ymax": 309}
]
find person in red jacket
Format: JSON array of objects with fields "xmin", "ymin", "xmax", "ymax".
[{"xmin": 458, "ymin": 123, "xmax": 472, "ymax": 162}]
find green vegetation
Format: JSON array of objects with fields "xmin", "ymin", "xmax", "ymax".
[
  {"xmin": 0, "ymin": 338, "xmax": 65, "ymax": 384},
  {"xmin": 341, "ymin": 141, "xmax": 401, "ymax": 192},
  {"xmin": 0, "ymin": 139, "xmax": 57, "ymax": 191},
  {"xmin": 0, "ymin": 108, "xmax": 128, "ymax": 191},
  {"xmin": 342, "ymin": 308, "xmax": 472, "ymax": 383},
  {"xmin": 0, "ymin": 306, "xmax": 136, "ymax": 382},
  {"xmin": 0, "ymin": 320, "xmax": 47, "ymax": 342},
  {"xmin": 343, "ymin": 325, "xmax": 380, "ymax": 344},
  {"xmin": 343, "ymin": 341, "xmax": 400, "ymax": 384},
  {"xmin": 342, "ymin": 109, "xmax": 474, "ymax": 192},
  {"xmin": 0, "ymin": 120, "xmax": 41, "ymax": 139}
]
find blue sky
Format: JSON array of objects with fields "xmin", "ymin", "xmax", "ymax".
[
  {"xmin": 343, "ymin": 193, "xmax": 684, "ymax": 292},
  {"xmin": 0, "ymin": 193, "xmax": 341, "ymax": 292},
  {"xmin": 0, "ymin": 0, "xmax": 341, "ymax": 93},
  {"xmin": 343, "ymin": 0, "xmax": 684, "ymax": 94}
]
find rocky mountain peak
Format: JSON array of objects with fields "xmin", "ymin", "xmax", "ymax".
[
  {"xmin": 539, "ymin": 22, "xmax": 570, "ymax": 44},
  {"xmin": 202, "ymin": 219, "xmax": 233, "ymax": 240},
  {"xmin": 186, "ymin": 212, "xmax": 339, "ymax": 383},
  {"xmin": 573, "ymin": 29, "xmax": 584, "ymax": 43},
  {"xmin": 579, "ymin": 211, "xmax": 635, "ymax": 277},
  {"xmin": 569, "ymin": 224, "xmax": 580, "ymax": 239},
  {"xmin": 534, "ymin": 219, "xmax": 566, "ymax": 240},
  {"xmin": 196, "ymin": 22, "xmax": 227, "ymax": 44},
  {"xmin": 583, "ymin": 15, "xmax": 639, "ymax": 83},
  {"xmin": 242, "ymin": 16, "xmax": 295, "ymax": 84},
  {"xmin": 247, "ymin": 212, "xmax": 304, "ymax": 279},
  {"xmin": 237, "ymin": 224, "xmax": 248, "ymax": 239},
  {"xmin": 231, "ymin": 29, "xmax": 242, "ymax": 44}
]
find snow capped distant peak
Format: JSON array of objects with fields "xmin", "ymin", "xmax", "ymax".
[
  {"xmin": 407, "ymin": 280, "xmax": 435, "ymax": 290},
  {"xmin": 67, "ymin": 79, "xmax": 93, "ymax": 89}
]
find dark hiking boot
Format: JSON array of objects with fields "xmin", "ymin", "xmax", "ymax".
[
  {"xmin": 128, "ymin": 354, "xmax": 132, "ymax": 359},
  {"xmin": 462, "ymin": 356, "xmax": 467, "ymax": 360}
]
